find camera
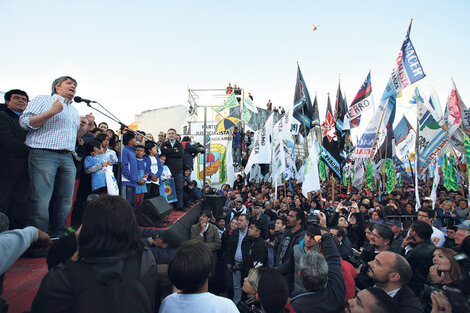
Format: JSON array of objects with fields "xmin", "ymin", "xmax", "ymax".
[{"xmin": 307, "ymin": 213, "xmax": 320, "ymax": 224}]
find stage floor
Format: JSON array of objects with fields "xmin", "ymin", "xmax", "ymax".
[{"xmin": 2, "ymin": 202, "xmax": 202, "ymax": 313}]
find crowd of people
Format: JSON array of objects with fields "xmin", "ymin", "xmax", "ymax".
[{"xmin": 1, "ymin": 76, "xmax": 470, "ymax": 313}]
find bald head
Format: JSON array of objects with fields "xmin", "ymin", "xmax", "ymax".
[{"xmin": 368, "ymin": 251, "xmax": 412, "ymax": 291}]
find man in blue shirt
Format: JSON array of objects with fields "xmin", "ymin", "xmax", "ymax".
[
  {"xmin": 232, "ymin": 127, "xmax": 241, "ymax": 166},
  {"xmin": 0, "ymin": 90, "xmax": 30, "ymax": 229},
  {"xmin": 19, "ymin": 76, "xmax": 95, "ymax": 238}
]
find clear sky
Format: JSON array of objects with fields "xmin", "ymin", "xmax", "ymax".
[{"xmin": 1, "ymin": 0, "xmax": 469, "ymax": 133}]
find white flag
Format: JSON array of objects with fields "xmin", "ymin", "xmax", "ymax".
[
  {"xmin": 430, "ymin": 160, "xmax": 440, "ymax": 210},
  {"xmin": 302, "ymin": 137, "xmax": 321, "ymax": 197},
  {"xmin": 244, "ymin": 114, "xmax": 274, "ymax": 174}
]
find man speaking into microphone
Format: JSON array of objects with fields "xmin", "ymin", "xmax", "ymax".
[{"xmin": 20, "ymin": 76, "xmax": 94, "ymax": 238}]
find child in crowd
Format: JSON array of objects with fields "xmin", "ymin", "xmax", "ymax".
[
  {"xmin": 95, "ymin": 133, "xmax": 118, "ymax": 165},
  {"xmin": 159, "ymin": 155, "xmax": 173, "ymax": 183},
  {"xmin": 144, "ymin": 142, "xmax": 163, "ymax": 198},
  {"xmin": 83, "ymin": 140, "xmax": 111, "ymax": 195},
  {"xmin": 135, "ymin": 145, "xmax": 149, "ymax": 207},
  {"xmin": 122, "ymin": 132, "xmax": 138, "ymax": 207}
]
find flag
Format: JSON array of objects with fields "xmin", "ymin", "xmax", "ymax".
[
  {"xmin": 343, "ymin": 71, "xmax": 374, "ymax": 130},
  {"xmin": 352, "ymin": 161, "xmax": 364, "ymax": 190},
  {"xmin": 429, "ymin": 86, "xmax": 443, "ymax": 118},
  {"xmin": 430, "ymin": 159, "xmax": 440, "ymax": 210},
  {"xmin": 216, "ymin": 91, "xmax": 239, "ymax": 112},
  {"xmin": 447, "ymin": 154, "xmax": 459, "ymax": 191},
  {"xmin": 381, "ymin": 19, "xmax": 426, "ymax": 100},
  {"xmin": 244, "ymin": 97, "xmax": 259, "ymax": 113},
  {"xmin": 244, "ymin": 114, "xmax": 274, "ymax": 174},
  {"xmin": 321, "ymin": 95, "xmax": 341, "ymax": 178},
  {"xmin": 302, "ymin": 137, "xmax": 321, "ymax": 197},
  {"xmin": 293, "ymin": 64, "xmax": 318, "ymax": 136},
  {"xmin": 352, "ymin": 95, "xmax": 396, "ymax": 160},
  {"xmin": 366, "ymin": 163, "xmax": 374, "ymax": 191},
  {"xmin": 319, "ymin": 156, "xmax": 326, "ymax": 181},
  {"xmin": 414, "ymin": 157, "xmax": 421, "ymax": 210},
  {"xmin": 415, "ymin": 87, "xmax": 449, "ymax": 174},
  {"xmin": 335, "ymin": 81, "xmax": 348, "ymax": 136},
  {"xmin": 394, "ymin": 116, "xmax": 415, "ymax": 161},
  {"xmin": 385, "ymin": 159, "xmax": 396, "ymax": 194},
  {"xmin": 159, "ymin": 178, "xmax": 178, "ymax": 203}
]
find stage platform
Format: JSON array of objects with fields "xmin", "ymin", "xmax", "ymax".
[{"xmin": 2, "ymin": 202, "xmax": 202, "ymax": 313}]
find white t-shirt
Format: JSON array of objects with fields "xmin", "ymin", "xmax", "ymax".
[{"xmin": 159, "ymin": 292, "xmax": 238, "ymax": 313}]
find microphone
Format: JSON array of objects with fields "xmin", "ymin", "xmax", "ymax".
[{"xmin": 74, "ymin": 96, "xmax": 96, "ymax": 104}]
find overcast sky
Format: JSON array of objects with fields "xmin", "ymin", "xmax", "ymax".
[{"xmin": 1, "ymin": 0, "xmax": 468, "ymax": 135}]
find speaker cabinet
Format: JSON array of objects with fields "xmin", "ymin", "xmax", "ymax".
[
  {"xmin": 135, "ymin": 196, "xmax": 172, "ymax": 227},
  {"xmin": 202, "ymin": 195, "xmax": 226, "ymax": 219}
]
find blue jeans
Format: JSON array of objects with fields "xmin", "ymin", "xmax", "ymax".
[
  {"xmin": 232, "ymin": 263, "xmax": 242, "ymax": 304},
  {"xmin": 173, "ymin": 173, "xmax": 184, "ymax": 209},
  {"xmin": 121, "ymin": 185, "xmax": 136, "ymax": 208},
  {"xmin": 28, "ymin": 149, "xmax": 76, "ymax": 236}
]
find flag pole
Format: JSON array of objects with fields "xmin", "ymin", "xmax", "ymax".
[{"xmin": 359, "ymin": 103, "xmax": 388, "ymax": 190}]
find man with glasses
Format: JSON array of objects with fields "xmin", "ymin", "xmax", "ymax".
[
  {"xmin": 416, "ymin": 208, "xmax": 445, "ymax": 247},
  {"xmin": 0, "ymin": 90, "xmax": 30, "ymax": 229}
]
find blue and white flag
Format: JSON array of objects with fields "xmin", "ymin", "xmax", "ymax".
[
  {"xmin": 415, "ymin": 87, "xmax": 449, "ymax": 175},
  {"xmin": 381, "ymin": 20, "xmax": 426, "ymax": 101}
]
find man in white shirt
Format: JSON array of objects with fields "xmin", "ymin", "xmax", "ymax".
[
  {"xmin": 417, "ymin": 208, "xmax": 445, "ymax": 247},
  {"xmin": 159, "ymin": 240, "xmax": 238, "ymax": 313}
]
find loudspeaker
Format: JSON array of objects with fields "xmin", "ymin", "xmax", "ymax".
[
  {"xmin": 202, "ymin": 195, "xmax": 226, "ymax": 219},
  {"xmin": 135, "ymin": 196, "xmax": 172, "ymax": 227}
]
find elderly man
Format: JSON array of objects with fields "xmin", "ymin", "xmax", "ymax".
[
  {"xmin": 19, "ymin": 76, "xmax": 94, "ymax": 238},
  {"xmin": 0, "ymin": 89, "xmax": 30, "ymax": 229}
]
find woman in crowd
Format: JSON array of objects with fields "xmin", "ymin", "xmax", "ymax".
[
  {"xmin": 436, "ymin": 200, "xmax": 460, "ymax": 229},
  {"xmin": 347, "ymin": 212, "xmax": 366, "ymax": 250},
  {"xmin": 369, "ymin": 209, "xmax": 384, "ymax": 224},
  {"xmin": 238, "ymin": 268, "xmax": 262, "ymax": 313}
]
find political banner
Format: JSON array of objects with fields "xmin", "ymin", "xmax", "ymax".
[
  {"xmin": 352, "ymin": 96, "xmax": 396, "ymax": 160},
  {"xmin": 190, "ymin": 123, "xmax": 235, "ymax": 189},
  {"xmin": 415, "ymin": 88, "xmax": 449, "ymax": 174},
  {"xmin": 381, "ymin": 20, "xmax": 426, "ymax": 100},
  {"xmin": 343, "ymin": 71, "xmax": 374, "ymax": 130}
]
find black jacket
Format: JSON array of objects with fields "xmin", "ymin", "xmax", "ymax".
[
  {"xmin": 392, "ymin": 285, "xmax": 424, "ymax": 313},
  {"xmin": 276, "ymin": 227, "xmax": 305, "ymax": 292},
  {"xmin": 0, "ymin": 109, "xmax": 29, "ymax": 179},
  {"xmin": 226, "ymin": 228, "xmax": 249, "ymax": 266},
  {"xmin": 241, "ymin": 235, "xmax": 267, "ymax": 278},
  {"xmin": 160, "ymin": 140, "xmax": 183, "ymax": 175},
  {"xmin": 181, "ymin": 141, "xmax": 200, "ymax": 170},
  {"xmin": 402, "ymin": 240, "xmax": 435, "ymax": 296},
  {"xmin": 31, "ymin": 248, "xmax": 157, "ymax": 313},
  {"xmin": 290, "ymin": 234, "xmax": 346, "ymax": 313}
]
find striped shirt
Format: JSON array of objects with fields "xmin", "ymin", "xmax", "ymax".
[{"xmin": 20, "ymin": 94, "xmax": 80, "ymax": 151}]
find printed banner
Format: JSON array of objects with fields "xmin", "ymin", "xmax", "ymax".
[{"xmin": 159, "ymin": 178, "xmax": 178, "ymax": 203}]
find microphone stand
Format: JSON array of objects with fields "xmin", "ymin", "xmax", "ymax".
[{"xmin": 79, "ymin": 101, "xmax": 154, "ymax": 195}]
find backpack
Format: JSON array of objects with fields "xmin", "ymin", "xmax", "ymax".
[{"xmin": 65, "ymin": 252, "xmax": 153, "ymax": 313}]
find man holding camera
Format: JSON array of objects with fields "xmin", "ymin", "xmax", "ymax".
[{"xmin": 181, "ymin": 136, "xmax": 204, "ymax": 174}]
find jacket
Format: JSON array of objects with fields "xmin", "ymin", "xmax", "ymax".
[
  {"xmin": 276, "ymin": 227, "xmax": 305, "ymax": 292},
  {"xmin": 226, "ymin": 228, "xmax": 249, "ymax": 266},
  {"xmin": 191, "ymin": 223, "xmax": 222, "ymax": 264},
  {"xmin": 121, "ymin": 145, "xmax": 138, "ymax": 186},
  {"xmin": 402, "ymin": 240, "xmax": 435, "ymax": 296},
  {"xmin": 181, "ymin": 141, "xmax": 200, "ymax": 170},
  {"xmin": 241, "ymin": 235, "xmax": 267, "ymax": 278},
  {"xmin": 392, "ymin": 285, "xmax": 424, "ymax": 313},
  {"xmin": 31, "ymin": 248, "xmax": 157, "ymax": 313},
  {"xmin": 160, "ymin": 140, "xmax": 183, "ymax": 175},
  {"xmin": 290, "ymin": 234, "xmax": 346, "ymax": 313},
  {"xmin": 0, "ymin": 109, "xmax": 29, "ymax": 179}
]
